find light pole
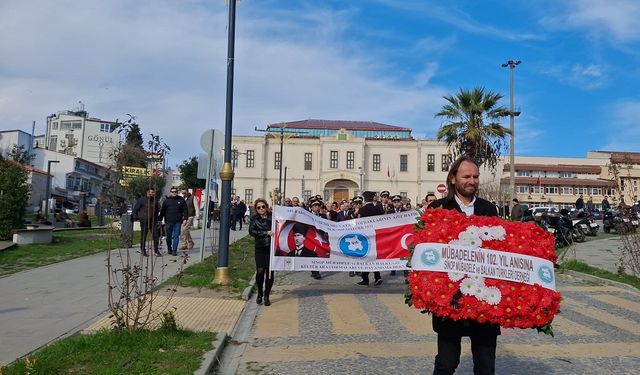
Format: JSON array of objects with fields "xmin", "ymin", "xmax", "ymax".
[
  {"xmin": 215, "ymin": 0, "xmax": 237, "ymax": 286},
  {"xmin": 501, "ymin": 60, "xmax": 521, "ymax": 204},
  {"xmin": 358, "ymin": 166, "xmax": 365, "ymax": 195},
  {"xmin": 45, "ymin": 160, "xmax": 60, "ymax": 222}
]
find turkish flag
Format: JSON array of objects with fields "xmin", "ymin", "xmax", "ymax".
[
  {"xmin": 535, "ymin": 176, "xmax": 541, "ymax": 186},
  {"xmin": 374, "ymin": 224, "xmax": 413, "ymax": 259}
]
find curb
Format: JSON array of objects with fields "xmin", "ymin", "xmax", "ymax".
[
  {"xmin": 563, "ymin": 269, "xmax": 639, "ymax": 293},
  {"xmin": 195, "ymin": 272, "xmax": 257, "ymax": 374}
]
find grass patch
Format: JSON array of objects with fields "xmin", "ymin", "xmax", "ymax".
[
  {"xmin": 0, "ymin": 328, "xmax": 214, "ymax": 375},
  {"xmin": 164, "ymin": 235, "xmax": 255, "ymax": 295},
  {"xmin": 560, "ymin": 259, "xmax": 640, "ymax": 290},
  {"xmin": 0, "ymin": 228, "xmax": 140, "ymax": 277}
]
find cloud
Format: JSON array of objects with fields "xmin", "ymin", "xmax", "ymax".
[
  {"xmin": 0, "ymin": 0, "xmax": 448, "ymax": 166},
  {"xmin": 542, "ymin": 0, "xmax": 640, "ymax": 43},
  {"xmin": 539, "ymin": 63, "xmax": 609, "ymax": 89},
  {"xmin": 601, "ymin": 100, "xmax": 640, "ymax": 151},
  {"xmin": 373, "ymin": 0, "xmax": 544, "ymax": 41}
]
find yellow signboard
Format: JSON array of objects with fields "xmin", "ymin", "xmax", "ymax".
[{"xmin": 120, "ymin": 166, "xmax": 153, "ymax": 186}]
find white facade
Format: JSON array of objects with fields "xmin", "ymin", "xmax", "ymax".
[
  {"xmin": 0, "ymin": 130, "xmax": 33, "ymax": 159},
  {"xmin": 45, "ymin": 111, "xmax": 118, "ymax": 167},
  {"xmin": 230, "ymin": 130, "xmax": 457, "ymax": 205}
]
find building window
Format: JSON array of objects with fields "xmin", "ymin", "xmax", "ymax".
[
  {"xmin": 400, "ymin": 155, "xmax": 408, "ymax": 172},
  {"xmin": 531, "ymin": 186, "xmax": 542, "ymax": 194},
  {"xmin": 304, "ymin": 153, "xmax": 312, "ymax": 170},
  {"xmin": 400, "ymin": 192, "xmax": 407, "ymax": 198},
  {"xmin": 516, "ymin": 185, "xmax": 529, "ymax": 194},
  {"xmin": 575, "ymin": 187, "xmax": 587, "ymax": 195},
  {"xmin": 303, "ymin": 190, "xmax": 311, "ymax": 201},
  {"xmin": 560, "ymin": 186, "xmax": 573, "ymax": 195},
  {"xmin": 592, "ymin": 187, "xmax": 602, "ymax": 196},
  {"xmin": 559, "ymin": 171, "xmax": 572, "ymax": 178},
  {"xmin": 517, "ymin": 170, "xmax": 531, "ymax": 177},
  {"xmin": 100, "ymin": 123, "xmax": 111, "ymax": 132},
  {"xmin": 373, "ymin": 154, "xmax": 381, "ymax": 171},
  {"xmin": 246, "ymin": 150, "xmax": 254, "ymax": 168},
  {"xmin": 245, "ymin": 189, "xmax": 253, "ymax": 203},
  {"xmin": 545, "ymin": 185, "xmax": 558, "ymax": 195},
  {"xmin": 330, "ymin": 151, "xmax": 338, "ymax": 169},
  {"xmin": 274, "ymin": 152, "xmax": 281, "ymax": 170},
  {"xmin": 231, "ymin": 188, "xmax": 236, "ymax": 196},
  {"xmin": 232, "ymin": 149, "xmax": 239, "ymax": 168},
  {"xmin": 427, "ymin": 154, "xmax": 435, "ymax": 172},
  {"xmin": 441, "ymin": 154, "xmax": 452, "ymax": 172},
  {"xmin": 52, "ymin": 122, "xmax": 59, "ymax": 130},
  {"xmin": 346, "ymin": 151, "xmax": 355, "ymax": 169},
  {"xmin": 49, "ymin": 135, "xmax": 58, "ymax": 152}
]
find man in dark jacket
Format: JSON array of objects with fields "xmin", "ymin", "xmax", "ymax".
[
  {"xmin": 357, "ymin": 191, "xmax": 385, "ymax": 286},
  {"xmin": 132, "ymin": 187, "xmax": 161, "ymax": 256},
  {"xmin": 510, "ymin": 198, "xmax": 523, "ymax": 221},
  {"xmin": 427, "ymin": 156, "xmax": 500, "ymax": 375},
  {"xmin": 159, "ymin": 187, "xmax": 188, "ymax": 256}
]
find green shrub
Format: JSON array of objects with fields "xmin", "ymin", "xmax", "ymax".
[{"xmin": 0, "ymin": 160, "xmax": 29, "ymax": 240}]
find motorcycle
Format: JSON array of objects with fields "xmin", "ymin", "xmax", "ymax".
[
  {"xmin": 541, "ymin": 210, "xmax": 582, "ymax": 248},
  {"xmin": 603, "ymin": 210, "xmax": 630, "ymax": 234},
  {"xmin": 571, "ymin": 209, "xmax": 599, "ymax": 236}
]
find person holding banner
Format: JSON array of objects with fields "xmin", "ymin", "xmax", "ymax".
[
  {"xmin": 357, "ymin": 191, "xmax": 385, "ymax": 286},
  {"xmin": 427, "ymin": 155, "xmax": 500, "ymax": 375},
  {"xmin": 249, "ymin": 198, "xmax": 275, "ymax": 306}
]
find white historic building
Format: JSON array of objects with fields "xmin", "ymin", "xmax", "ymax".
[
  {"xmin": 230, "ymin": 120, "xmax": 456, "ymax": 205},
  {"xmin": 44, "ymin": 110, "xmax": 118, "ymax": 167}
]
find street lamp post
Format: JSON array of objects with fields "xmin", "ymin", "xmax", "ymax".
[
  {"xmin": 44, "ymin": 160, "xmax": 60, "ymax": 222},
  {"xmin": 215, "ymin": 0, "xmax": 237, "ymax": 286},
  {"xmin": 501, "ymin": 60, "xmax": 521, "ymax": 204},
  {"xmin": 358, "ymin": 166, "xmax": 365, "ymax": 195}
]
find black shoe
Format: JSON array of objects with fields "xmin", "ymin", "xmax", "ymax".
[
  {"xmin": 256, "ymin": 294, "xmax": 263, "ymax": 305},
  {"xmin": 172, "ymin": 252, "xmax": 178, "ymax": 256},
  {"xmin": 374, "ymin": 279, "xmax": 383, "ymax": 286},
  {"xmin": 390, "ymin": 270, "xmax": 396, "ymax": 276},
  {"xmin": 311, "ymin": 272, "xmax": 322, "ymax": 280},
  {"xmin": 141, "ymin": 250, "xmax": 148, "ymax": 256},
  {"xmin": 357, "ymin": 280, "xmax": 369, "ymax": 286},
  {"xmin": 349, "ymin": 271, "xmax": 356, "ymax": 277},
  {"xmin": 154, "ymin": 250, "xmax": 162, "ymax": 256},
  {"xmin": 264, "ymin": 297, "xmax": 271, "ymax": 306},
  {"xmin": 231, "ymin": 228, "xmax": 236, "ymax": 231}
]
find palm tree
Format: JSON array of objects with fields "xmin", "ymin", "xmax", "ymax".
[{"xmin": 435, "ymin": 87, "xmax": 511, "ymax": 171}]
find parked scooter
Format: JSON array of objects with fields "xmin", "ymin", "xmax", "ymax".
[
  {"xmin": 541, "ymin": 210, "xmax": 583, "ymax": 248},
  {"xmin": 571, "ymin": 209, "xmax": 599, "ymax": 236},
  {"xmin": 603, "ymin": 210, "xmax": 629, "ymax": 234}
]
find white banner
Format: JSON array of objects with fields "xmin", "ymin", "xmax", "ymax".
[
  {"xmin": 269, "ymin": 206, "xmax": 419, "ymax": 272},
  {"xmin": 411, "ymin": 243, "xmax": 557, "ymax": 291}
]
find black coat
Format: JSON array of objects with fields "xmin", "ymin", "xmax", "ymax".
[
  {"xmin": 159, "ymin": 195, "xmax": 188, "ymax": 224},
  {"xmin": 427, "ymin": 195, "xmax": 501, "ymax": 337},
  {"xmin": 249, "ymin": 214, "xmax": 272, "ymax": 248},
  {"xmin": 291, "ymin": 246, "xmax": 317, "ymax": 257},
  {"xmin": 358, "ymin": 202, "xmax": 384, "ymax": 218},
  {"xmin": 132, "ymin": 196, "xmax": 160, "ymax": 222}
]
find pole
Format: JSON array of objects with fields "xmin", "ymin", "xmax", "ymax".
[
  {"xmin": 45, "ymin": 160, "xmax": 59, "ymax": 222},
  {"xmin": 200, "ymin": 130, "xmax": 216, "ymax": 262},
  {"xmin": 283, "ymin": 166, "xmax": 287, "ymax": 200},
  {"xmin": 277, "ymin": 126, "xmax": 284, "ymax": 205},
  {"xmin": 215, "ymin": 0, "xmax": 236, "ymax": 286},
  {"xmin": 502, "ymin": 60, "xmax": 521, "ymax": 204}
]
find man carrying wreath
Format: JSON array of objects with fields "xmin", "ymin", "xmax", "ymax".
[{"xmin": 427, "ymin": 155, "xmax": 500, "ymax": 375}]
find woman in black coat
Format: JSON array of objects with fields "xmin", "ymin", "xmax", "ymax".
[{"xmin": 248, "ymin": 198, "xmax": 274, "ymax": 306}]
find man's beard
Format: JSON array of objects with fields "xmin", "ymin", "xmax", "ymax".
[{"xmin": 455, "ymin": 183, "xmax": 476, "ymax": 199}]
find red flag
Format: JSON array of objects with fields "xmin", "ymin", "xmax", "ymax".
[
  {"xmin": 387, "ymin": 165, "xmax": 391, "ymax": 178},
  {"xmin": 374, "ymin": 224, "xmax": 413, "ymax": 259},
  {"xmin": 304, "ymin": 226, "xmax": 331, "ymax": 258},
  {"xmin": 535, "ymin": 176, "xmax": 541, "ymax": 186}
]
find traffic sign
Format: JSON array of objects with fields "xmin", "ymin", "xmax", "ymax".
[{"xmin": 437, "ymin": 184, "xmax": 447, "ymax": 194}]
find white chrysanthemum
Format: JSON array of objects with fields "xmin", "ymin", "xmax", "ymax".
[
  {"xmin": 459, "ymin": 278, "xmax": 476, "ymax": 295},
  {"xmin": 482, "ymin": 286, "xmax": 502, "ymax": 305},
  {"xmin": 478, "ymin": 226, "xmax": 495, "ymax": 241},
  {"xmin": 448, "ymin": 272, "xmax": 466, "ymax": 282},
  {"xmin": 471, "ymin": 284, "xmax": 486, "ymax": 298},
  {"xmin": 491, "ymin": 226, "xmax": 507, "ymax": 240},
  {"xmin": 465, "ymin": 226, "xmax": 481, "ymax": 238},
  {"xmin": 468, "ymin": 237, "xmax": 482, "ymax": 247},
  {"xmin": 469, "ymin": 274, "xmax": 485, "ymax": 284}
]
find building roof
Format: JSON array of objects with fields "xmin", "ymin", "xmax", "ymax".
[
  {"xmin": 505, "ymin": 164, "xmax": 602, "ymax": 174},
  {"xmin": 266, "ymin": 119, "xmax": 411, "ymax": 132},
  {"xmin": 501, "ymin": 177, "xmax": 616, "ymax": 187}
]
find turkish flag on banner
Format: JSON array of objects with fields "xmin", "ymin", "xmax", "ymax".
[{"xmin": 374, "ymin": 224, "xmax": 413, "ymax": 259}]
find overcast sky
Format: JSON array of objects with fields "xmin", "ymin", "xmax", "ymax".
[{"xmin": 2, "ymin": 0, "xmax": 640, "ymax": 167}]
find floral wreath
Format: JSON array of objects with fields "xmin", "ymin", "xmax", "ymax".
[{"xmin": 405, "ymin": 208, "xmax": 562, "ymax": 335}]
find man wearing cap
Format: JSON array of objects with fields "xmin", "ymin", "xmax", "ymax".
[
  {"xmin": 349, "ymin": 196, "xmax": 363, "ymax": 219},
  {"xmin": 357, "ymin": 191, "xmax": 384, "ymax": 286},
  {"xmin": 377, "ymin": 190, "xmax": 392, "ymax": 213},
  {"xmin": 427, "ymin": 155, "xmax": 501, "ymax": 375}
]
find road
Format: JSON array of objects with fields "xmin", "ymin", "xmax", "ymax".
[{"xmin": 220, "ymin": 269, "xmax": 640, "ymax": 374}]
